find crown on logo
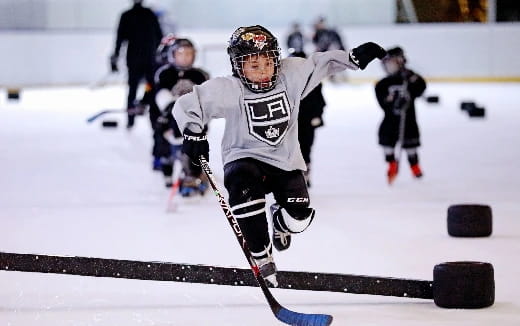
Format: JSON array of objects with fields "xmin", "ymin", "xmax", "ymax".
[{"xmin": 265, "ymin": 126, "xmax": 279, "ymax": 139}]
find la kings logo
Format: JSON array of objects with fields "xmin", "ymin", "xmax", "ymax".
[{"xmin": 244, "ymin": 92, "xmax": 291, "ymax": 146}]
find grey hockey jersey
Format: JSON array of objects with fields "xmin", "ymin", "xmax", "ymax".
[{"xmin": 173, "ymin": 50, "xmax": 358, "ymax": 171}]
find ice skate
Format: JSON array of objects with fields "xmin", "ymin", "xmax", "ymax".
[
  {"xmin": 164, "ymin": 176, "xmax": 173, "ymax": 188},
  {"xmin": 411, "ymin": 164, "xmax": 423, "ymax": 178},
  {"xmin": 387, "ymin": 161, "xmax": 399, "ymax": 185},
  {"xmin": 270, "ymin": 204, "xmax": 291, "ymax": 251},
  {"xmin": 254, "ymin": 256, "xmax": 278, "ymax": 287}
]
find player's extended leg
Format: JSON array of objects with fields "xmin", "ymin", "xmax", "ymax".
[
  {"xmin": 161, "ymin": 155, "xmax": 174, "ymax": 188},
  {"xmin": 126, "ymin": 66, "xmax": 141, "ymax": 129},
  {"xmin": 224, "ymin": 159, "xmax": 277, "ymax": 286},
  {"xmin": 406, "ymin": 147, "xmax": 423, "ymax": 178},
  {"xmin": 152, "ymin": 127, "xmax": 170, "ymax": 171},
  {"xmin": 383, "ymin": 146, "xmax": 398, "ymax": 184},
  {"xmin": 140, "ymin": 62, "xmax": 155, "ymax": 110},
  {"xmin": 270, "ymin": 170, "xmax": 315, "ymax": 251}
]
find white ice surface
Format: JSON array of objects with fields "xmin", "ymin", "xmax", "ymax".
[{"xmin": 0, "ymin": 82, "xmax": 519, "ymax": 325}]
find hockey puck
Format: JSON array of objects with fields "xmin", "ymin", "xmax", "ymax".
[
  {"xmin": 433, "ymin": 261, "xmax": 494, "ymax": 308},
  {"xmin": 468, "ymin": 106, "xmax": 486, "ymax": 118},
  {"xmin": 7, "ymin": 88, "xmax": 21, "ymax": 100},
  {"xmin": 460, "ymin": 101, "xmax": 476, "ymax": 111},
  {"xmin": 447, "ymin": 204, "xmax": 492, "ymax": 237},
  {"xmin": 425, "ymin": 95, "xmax": 439, "ymax": 103},
  {"xmin": 102, "ymin": 120, "xmax": 118, "ymax": 128}
]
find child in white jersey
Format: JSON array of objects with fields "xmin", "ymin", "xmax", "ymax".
[{"xmin": 173, "ymin": 25, "xmax": 385, "ymax": 286}]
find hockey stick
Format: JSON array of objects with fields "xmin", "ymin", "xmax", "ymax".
[
  {"xmin": 199, "ymin": 156, "xmax": 333, "ymax": 326},
  {"xmin": 86, "ymin": 107, "xmax": 146, "ymax": 123},
  {"xmin": 394, "ymin": 78, "xmax": 411, "ymax": 165},
  {"xmin": 86, "ymin": 109, "xmax": 125, "ymax": 123}
]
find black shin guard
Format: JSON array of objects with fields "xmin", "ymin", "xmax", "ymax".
[{"xmin": 234, "ymin": 203, "xmax": 271, "ymax": 259}]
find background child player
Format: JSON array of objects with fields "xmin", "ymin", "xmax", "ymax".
[
  {"xmin": 375, "ymin": 47, "xmax": 427, "ymax": 184},
  {"xmin": 154, "ymin": 38, "xmax": 210, "ymax": 195}
]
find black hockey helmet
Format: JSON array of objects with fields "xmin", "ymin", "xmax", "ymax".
[
  {"xmin": 382, "ymin": 46, "xmax": 407, "ymax": 75},
  {"xmin": 167, "ymin": 38, "xmax": 196, "ymax": 70},
  {"xmin": 227, "ymin": 25, "xmax": 281, "ymax": 93}
]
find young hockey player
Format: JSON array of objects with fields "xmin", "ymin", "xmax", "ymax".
[
  {"xmin": 154, "ymin": 38, "xmax": 210, "ymax": 196},
  {"xmin": 173, "ymin": 25, "xmax": 385, "ymax": 286},
  {"xmin": 375, "ymin": 47, "xmax": 427, "ymax": 184},
  {"xmin": 150, "ymin": 33, "xmax": 177, "ymax": 171}
]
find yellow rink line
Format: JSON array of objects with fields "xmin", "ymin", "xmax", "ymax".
[{"xmin": 2, "ymin": 76, "xmax": 520, "ymax": 89}]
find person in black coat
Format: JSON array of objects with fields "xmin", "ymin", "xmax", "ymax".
[
  {"xmin": 311, "ymin": 17, "xmax": 346, "ymax": 52},
  {"xmin": 375, "ymin": 47, "xmax": 426, "ymax": 184},
  {"xmin": 110, "ymin": 0, "xmax": 163, "ymax": 128},
  {"xmin": 311, "ymin": 17, "xmax": 347, "ymax": 82}
]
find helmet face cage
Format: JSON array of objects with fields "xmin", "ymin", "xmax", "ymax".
[
  {"xmin": 228, "ymin": 25, "xmax": 281, "ymax": 93},
  {"xmin": 231, "ymin": 50, "xmax": 280, "ymax": 93}
]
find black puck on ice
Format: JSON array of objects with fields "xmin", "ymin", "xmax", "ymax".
[
  {"xmin": 468, "ymin": 106, "xmax": 486, "ymax": 118},
  {"xmin": 447, "ymin": 204, "xmax": 492, "ymax": 237},
  {"xmin": 433, "ymin": 261, "xmax": 495, "ymax": 308},
  {"xmin": 7, "ymin": 88, "xmax": 21, "ymax": 100},
  {"xmin": 102, "ymin": 120, "xmax": 118, "ymax": 128},
  {"xmin": 425, "ymin": 95, "xmax": 439, "ymax": 103},
  {"xmin": 460, "ymin": 101, "xmax": 476, "ymax": 111}
]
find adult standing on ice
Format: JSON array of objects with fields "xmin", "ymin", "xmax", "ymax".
[{"xmin": 110, "ymin": 0, "xmax": 163, "ymax": 129}]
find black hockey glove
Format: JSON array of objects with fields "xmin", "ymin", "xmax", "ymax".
[
  {"xmin": 110, "ymin": 55, "xmax": 118, "ymax": 73},
  {"xmin": 182, "ymin": 128, "xmax": 209, "ymax": 165},
  {"xmin": 349, "ymin": 42, "xmax": 387, "ymax": 70}
]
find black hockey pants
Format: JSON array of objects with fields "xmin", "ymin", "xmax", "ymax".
[{"xmin": 224, "ymin": 158, "xmax": 311, "ymax": 259}]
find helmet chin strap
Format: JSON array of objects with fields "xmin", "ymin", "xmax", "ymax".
[
  {"xmin": 253, "ymin": 81, "xmax": 273, "ymax": 90},
  {"xmin": 241, "ymin": 74, "xmax": 277, "ymax": 92}
]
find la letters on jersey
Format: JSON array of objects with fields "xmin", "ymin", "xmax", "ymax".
[{"xmin": 244, "ymin": 92, "xmax": 291, "ymax": 146}]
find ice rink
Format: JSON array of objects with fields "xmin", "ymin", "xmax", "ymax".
[{"xmin": 1, "ymin": 81, "xmax": 519, "ymax": 325}]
